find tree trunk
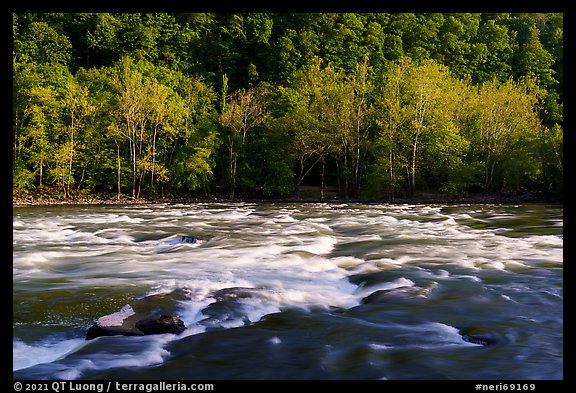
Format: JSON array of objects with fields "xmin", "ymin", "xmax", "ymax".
[
  {"xmin": 485, "ymin": 149, "xmax": 494, "ymax": 192},
  {"xmin": 184, "ymin": 111, "xmax": 189, "ymax": 146},
  {"xmin": 39, "ymin": 158, "xmax": 43, "ymax": 188},
  {"xmin": 410, "ymin": 136, "xmax": 418, "ymax": 197},
  {"xmin": 231, "ymin": 154, "xmax": 237, "ymax": 200},
  {"xmin": 486, "ymin": 159, "xmax": 497, "ymax": 192},
  {"xmin": 389, "ymin": 147, "xmax": 394, "ymax": 201},
  {"xmin": 354, "ymin": 99, "xmax": 364, "ymax": 197},
  {"xmin": 336, "ymin": 160, "xmax": 341, "ymax": 196},
  {"xmin": 150, "ymin": 126, "xmax": 158, "ymax": 198},
  {"xmin": 320, "ymin": 157, "xmax": 326, "ymax": 200},
  {"xmin": 132, "ymin": 141, "xmax": 137, "ymax": 199},
  {"xmin": 297, "ymin": 155, "xmax": 322, "ymax": 187},
  {"xmin": 117, "ymin": 144, "xmax": 122, "ymax": 202},
  {"xmin": 67, "ymin": 125, "xmax": 74, "ymax": 200},
  {"xmin": 137, "ymin": 171, "xmax": 144, "ymax": 199},
  {"xmin": 229, "ymin": 137, "xmax": 236, "ymax": 200},
  {"xmin": 343, "ymin": 146, "xmax": 349, "ymax": 199}
]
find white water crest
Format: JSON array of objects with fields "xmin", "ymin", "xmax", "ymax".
[{"xmin": 13, "ymin": 337, "xmax": 86, "ymax": 371}]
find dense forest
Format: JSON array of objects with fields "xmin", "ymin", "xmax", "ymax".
[{"xmin": 12, "ymin": 13, "xmax": 563, "ymax": 202}]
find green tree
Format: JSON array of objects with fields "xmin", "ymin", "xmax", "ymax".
[
  {"xmin": 144, "ymin": 78, "xmax": 173, "ymax": 197},
  {"xmin": 18, "ymin": 85, "xmax": 59, "ymax": 190},
  {"xmin": 288, "ymin": 58, "xmax": 341, "ymax": 198},
  {"xmin": 178, "ymin": 75, "xmax": 218, "ymax": 147},
  {"xmin": 171, "ymin": 131, "xmax": 220, "ymax": 194},
  {"xmin": 84, "ymin": 13, "xmax": 121, "ymax": 67},
  {"xmin": 220, "ymin": 87, "xmax": 269, "ymax": 199},
  {"xmin": 435, "ymin": 13, "xmax": 481, "ymax": 79},
  {"xmin": 60, "ymin": 75, "xmax": 95, "ymax": 198},
  {"xmin": 347, "ymin": 56, "xmax": 373, "ymax": 196},
  {"xmin": 13, "ymin": 20, "xmax": 72, "ymax": 66},
  {"xmin": 321, "ymin": 13, "xmax": 368, "ymax": 71},
  {"xmin": 513, "ymin": 26, "xmax": 556, "ymax": 90},
  {"xmin": 475, "ymin": 77, "xmax": 541, "ymax": 191},
  {"xmin": 470, "ymin": 17, "xmax": 515, "ymax": 83},
  {"xmin": 372, "ymin": 58, "xmax": 471, "ymax": 197},
  {"xmin": 13, "ymin": 61, "xmax": 71, "ymax": 193},
  {"xmin": 267, "ymin": 84, "xmax": 319, "ymax": 192},
  {"xmin": 75, "ymin": 65, "xmax": 128, "ymax": 198},
  {"xmin": 401, "ymin": 59, "xmax": 457, "ymax": 196},
  {"xmin": 372, "ymin": 58, "xmax": 413, "ymax": 198},
  {"xmin": 109, "ymin": 57, "xmax": 149, "ymax": 199},
  {"xmin": 538, "ymin": 13, "xmax": 562, "ymax": 100}
]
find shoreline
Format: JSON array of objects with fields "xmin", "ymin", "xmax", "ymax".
[{"xmin": 12, "ymin": 191, "xmax": 562, "ymax": 207}]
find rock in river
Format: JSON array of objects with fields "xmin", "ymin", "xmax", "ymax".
[
  {"xmin": 85, "ymin": 304, "xmax": 142, "ymax": 340},
  {"xmin": 458, "ymin": 326, "xmax": 507, "ymax": 346},
  {"xmin": 135, "ymin": 315, "xmax": 186, "ymax": 335},
  {"xmin": 361, "ymin": 282, "xmax": 438, "ymax": 304},
  {"xmin": 85, "ymin": 302, "xmax": 186, "ymax": 340}
]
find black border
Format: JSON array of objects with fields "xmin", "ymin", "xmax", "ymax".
[{"xmin": 7, "ymin": 1, "xmax": 571, "ymax": 389}]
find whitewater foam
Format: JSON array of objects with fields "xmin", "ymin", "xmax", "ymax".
[{"xmin": 13, "ymin": 337, "xmax": 86, "ymax": 371}]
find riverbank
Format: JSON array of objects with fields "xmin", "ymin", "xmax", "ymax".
[{"xmin": 12, "ymin": 190, "xmax": 562, "ymax": 207}]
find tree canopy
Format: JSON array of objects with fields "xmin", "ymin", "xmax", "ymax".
[{"xmin": 13, "ymin": 13, "xmax": 563, "ymax": 201}]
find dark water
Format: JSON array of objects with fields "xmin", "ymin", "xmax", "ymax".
[{"xmin": 13, "ymin": 203, "xmax": 563, "ymax": 380}]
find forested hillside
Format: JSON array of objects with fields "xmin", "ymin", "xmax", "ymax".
[{"xmin": 12, "ymin": 13, "xmax": 563, "ymax": 201}]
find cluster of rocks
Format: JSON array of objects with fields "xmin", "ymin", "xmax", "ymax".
[{"xmin": 86, "ymin": 284, "xmax": 503, "ymax": 347}]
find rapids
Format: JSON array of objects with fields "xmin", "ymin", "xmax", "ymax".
[{"xmin": 13, "ymin": 203, "xmax": 563, "ymax": 380}]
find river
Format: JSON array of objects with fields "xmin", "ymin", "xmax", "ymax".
[{"xmin": 12, "ymin": 202, "xmax": 563, "ymax": 380}]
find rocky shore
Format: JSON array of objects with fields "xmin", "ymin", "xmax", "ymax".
[
  {"xmin": 13, "ymin": 190, "xmax": 561, "ymax": 207},
  {"xmin": 13, "ymin": 195, "xmax": 159, "ymax": 206},
  {"xmin": 12, "ymin": 193, "xmax": 563, "ymax": 207}
]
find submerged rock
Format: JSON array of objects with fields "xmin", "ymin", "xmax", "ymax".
[
  {"xmin": 361, "ymin": 282, "xmax": 438, "ymax": 304},
  {"xmin": 199, "ymin": 287, "xmax": 275, "ymax": 329},
  {"xmin": 458, "ymin": 326, "xmax": 506, "ymax": 346},
  {"xmin": 210, "ymin": 287, "xmax": 269, "ymax": 302}
]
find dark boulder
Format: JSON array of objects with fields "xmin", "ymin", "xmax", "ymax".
[{"xmin": 135, "ymin": 314, "xmax": 186, "ymax": 335}]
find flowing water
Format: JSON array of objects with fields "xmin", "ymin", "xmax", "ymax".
[{"xmin": 12, "ymin": 202, "xmax": 563, "ymax": 380}]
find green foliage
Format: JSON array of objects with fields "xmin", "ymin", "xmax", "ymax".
[
  {"xmin": 14, "ymin": 21, "xmax": 72, "ymax": 65},
  {"xmin": 171, "ymin": 131, "xmax": 221, "ymax": 192},
  {"xmin": 12, "ymin": 12, "xmax": 562, "ymax": 201},
  {"xmin": 438, "ymin": 162, "xmax": 485, "ymax": 195},
  {"xmin": 252, "ymin": 118, "xmax": 297, "ymax": 197},
  {"xmin": 13, "ymin": 161, "xmax": 36, "ymax": 192}
]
